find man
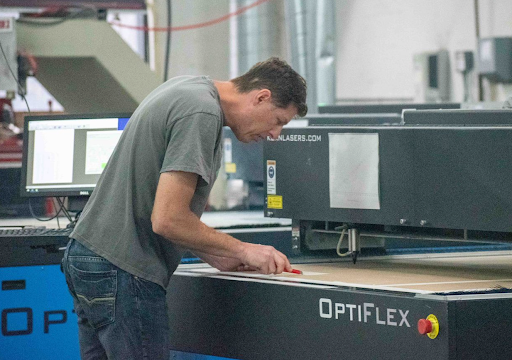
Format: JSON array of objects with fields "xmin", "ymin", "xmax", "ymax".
[{"xmin": 61, "ymin": 57, "xmax": 307, "ymax": 359}]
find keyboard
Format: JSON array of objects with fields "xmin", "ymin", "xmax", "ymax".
[
  {"xmin": 0, "ymin": 227, "xmax": 73, "ymax": 238},
  {"xmin": 0, "ymin": 226, "xmax": 73, "ymax": 248}
]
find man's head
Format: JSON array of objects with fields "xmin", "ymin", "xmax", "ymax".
[{"xmin": 223, "ymin": 57, "xmax": 307, "ymax": 143}]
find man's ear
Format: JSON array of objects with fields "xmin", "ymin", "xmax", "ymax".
[{"xmin": 254, "ymin": 89, "xmax": 271, "ymax": 105}]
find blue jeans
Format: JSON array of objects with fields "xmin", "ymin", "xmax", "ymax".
[{"xmin": 62, "ymin": 239, "xmax": 170, "ymax": 360}]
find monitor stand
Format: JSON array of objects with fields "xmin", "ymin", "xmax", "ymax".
[{"xmin": 67, "ymin": 196, "xmax": 90, "ymax": 213}]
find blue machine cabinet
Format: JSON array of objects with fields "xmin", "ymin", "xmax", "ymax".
[{"xmin": 0, "ymin": 265, "xmax": 79, "ymax": 360}]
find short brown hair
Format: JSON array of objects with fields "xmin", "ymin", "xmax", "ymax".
[{"xmin": 231, "ymin": 57, "xmax": 307, "ymax": 117}]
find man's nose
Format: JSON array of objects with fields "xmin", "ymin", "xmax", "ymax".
[{"xmin": 268, "ymin": 126, "xmax": 283, "ymax": 139}]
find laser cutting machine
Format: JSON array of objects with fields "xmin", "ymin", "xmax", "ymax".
[{"xmin": 167, "ymin": 109, "xmax": 512, "ymax": 360}]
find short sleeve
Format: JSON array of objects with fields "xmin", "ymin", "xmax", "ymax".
[{"xmin": 160, "ymin": 112, "xmax": 221, "ymax": 186}]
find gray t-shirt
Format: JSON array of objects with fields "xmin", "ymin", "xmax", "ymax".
[{"xmin": 70, "ymin": 75, "xmax": 224, "ymax": 288}]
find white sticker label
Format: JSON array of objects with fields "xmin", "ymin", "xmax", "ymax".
[
  {"xmin": 329, "ymin": 133, "xmax": 380, "ymax": 210},
  {"xmin": 267, "ymin": 160, "xmax": 276, "ymax": 195},
  {"xmin": 223, "ymin": 138, "xmax": 232, "ymax": 163}
]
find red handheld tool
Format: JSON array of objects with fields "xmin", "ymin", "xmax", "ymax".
[{"xmin": 285, "ymin": 268, "xmax": 303, "ymax": 275}]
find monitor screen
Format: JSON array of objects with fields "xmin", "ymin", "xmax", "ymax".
[{"xmin": 20, "ymin": 113, "xmax": 131, "ymax": 198}]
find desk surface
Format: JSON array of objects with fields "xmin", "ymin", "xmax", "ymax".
[
  {"xmin": 0, "ymin": 211, "xmax": 291, "ymax": 230},
  {"xmin": 0, "ymin": 217, "xmax": 65, "ymax": 228}
]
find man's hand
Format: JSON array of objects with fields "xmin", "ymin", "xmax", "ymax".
[
  {"xmin": 237, "ymin": 243, "xmax": 292, "ymax": 275},
  {"xmin": 195, "ymin": 249, "xmax": 287, "ymax": 274}
]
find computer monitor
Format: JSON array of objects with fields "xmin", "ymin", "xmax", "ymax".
[{"xmin": 20, "ymin": 113, "xmax": 131, "ymax": 211}]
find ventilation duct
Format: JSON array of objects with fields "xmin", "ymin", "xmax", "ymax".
[
  {"xmin": 230, "ymin": 0, "xmax": 280, "ymax": 76},
  {"xmin": 285, "ymin": 0, "xmax": 336, "ymax": 113}
]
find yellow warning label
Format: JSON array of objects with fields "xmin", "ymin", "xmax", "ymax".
[
  {"xmin": 225, "ymin": 163, "xmax": 237, "ymax": 173},
  {"xmin": 267, "ymin": 195, "xmax": 283, "ymax": 209}
]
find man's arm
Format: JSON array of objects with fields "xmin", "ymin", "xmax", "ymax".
[
  {"xmin": 151, "ymin": 171, "xmax": 291, "ymax": 274},
  {"xmin": 191, "ymin": 250, "xmax": 258, "ymax": 272}
]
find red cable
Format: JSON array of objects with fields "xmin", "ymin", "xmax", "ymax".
[{"xmin": 109, "ymin": 0, "xmax": 272, "ymax": 32}]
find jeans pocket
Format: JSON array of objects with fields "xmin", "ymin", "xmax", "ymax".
[{"xmin": 68, "ymin": 263, "xmax": 117, "ymax": 329}]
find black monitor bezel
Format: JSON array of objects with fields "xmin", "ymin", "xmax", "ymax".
[{"xmin": 20, "ymin": 112, "xmax": 132, "ymax": 198}]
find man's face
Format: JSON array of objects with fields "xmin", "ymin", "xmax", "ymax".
[{"xmin": 233, "ymin": 91, "xmax": 298, "ymax": 143}]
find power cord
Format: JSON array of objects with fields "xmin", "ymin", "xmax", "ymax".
[
  {"xmin": 29, "ymin": 197, "xmax": 65, "ymax": 223},
  {"xmin": 55, "ymin": 197, "xmax": 73, "ymax": 223},
  {"xmin": 335, "ymin": 224, "xmax": 351, "ymax": 257},
  {"xmin": 0, "ymin": 41, "xmax": 30, "ymax": 111}
]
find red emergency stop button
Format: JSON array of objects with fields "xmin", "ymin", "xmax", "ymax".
[
  {"xmin": 418, "ymin": 314, "xmax": 439, "ymax": 339},
  {"xmin": 418, "ymin": 319, "xmax": 432, "ymax": 334}
]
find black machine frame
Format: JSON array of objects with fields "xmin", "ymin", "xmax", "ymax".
[
  {"xmin": 167, "ymin": 270, "xmax": 512, "ymax": 360},
  {"xmin": 318, "ymin": 103, "xmax": 460, "ymax": 114},
  {"xmin": 264, "ymin": 111, "xmax": 512, "ymax": 237}
]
